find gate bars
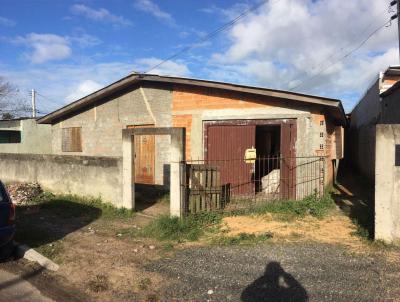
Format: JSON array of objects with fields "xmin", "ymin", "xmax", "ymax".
[{"xmin": 180, "ymin": 156, "xmax": 325, "ymax": 215}]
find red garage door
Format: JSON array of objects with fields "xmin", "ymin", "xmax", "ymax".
[{"xmin": 206, "ymin": 124, "xmax": 256, "ymax": 196}]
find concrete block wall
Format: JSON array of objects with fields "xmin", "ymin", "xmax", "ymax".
[
  {"xmin": 0, "ymin": 153, "xmax": 122, "ymax": 207},
  {"xmin": 375, "ymin": 124, "xmax": 400, "ymax": 243},
  {"xmin": 51, "ymin": 85, "xmax": 172, "ymax": 186}
]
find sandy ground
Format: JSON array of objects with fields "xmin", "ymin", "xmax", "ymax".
[{"xmin": 221, "ymin": 210, "xmax": 364, "ymax": 249}]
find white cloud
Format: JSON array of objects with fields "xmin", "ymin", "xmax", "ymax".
[
  {"xmin": 68, "ymin": 33, "xmax": 102, "ymax": 48},
  {"xmin": 71, "ymin": 4, "xmax": 132, "ymax": 26},
  {"xmin": 66, "ymin": 79, "xmax": 103, "ymax": 101},
  {"xmin": 2, "ymin": 62, "xmax": 133, "ymax": 112},
  {"xmin": 14, "ymin": 33, "xmax": 72, "ymax": 64},
  {"xmin": 0, "ymin": 16, "xmax": 16, "ymax": 27},
  {"xmin": 134, "ymin": 57, "xmax": 190, "ymax": 76},
  {"xmin": 134, "ymin": 0, "xmax": 175, "ymax": 26},
  {"xmin": 208, "ymin": 0, "xmax": 398, "ymax": 111}
]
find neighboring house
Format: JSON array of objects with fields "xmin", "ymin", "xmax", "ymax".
[
  {"xmin": 348, "ymin": 66, "xmax": 400, "ymax": 243},
  {"xmin": 0, "ymin": 118, "xmax": 52, "ymax": 154},
  {"xmin": 348, "ymin": 66, "xmax": 400, "ymax": 180}
]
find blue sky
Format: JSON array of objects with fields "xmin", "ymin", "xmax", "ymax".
[{"xmin": 0, "ymin": 0, "xmax": 398, "ymax": 114}]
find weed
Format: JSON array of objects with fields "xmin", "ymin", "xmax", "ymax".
[
  {"xmin": 36, "ymin": 241, "xmax": 64, "ymax": 263},
  {"xmin": 138, "ymin": 278, "xmax": 152, "ymax": 290},
  {"xmin": 88, "ymin": 274, "xmax": 110, "ymax": 293},
  {"xmin": 213, "ymin": 232, "xmax": 273, "ymax": 246},
  {"xmin": 227, "ymin": 193, "xmax": 335, "ymax": 219},
  {"xmin": 142, "ymin": 213, "xmax": 222, "ymax": 242},
  {"xmin": 161, "ymin": 243, "xmax": 174, "ymax": 251}
]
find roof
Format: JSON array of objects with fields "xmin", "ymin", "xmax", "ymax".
[
  {"xmin": 380, "ymin": 80, "xmax": 400, "ymax": 97},
  {"xmin": 384, "ymin": 65, "xmax": 400, "ymax": 77},
  {"xmin": 37, "ymin": 74, "xmax": 347, "ymax": 125},
  {"xmin": 0, "ymin": 117, "xmax": 34, "ymax": 122}
]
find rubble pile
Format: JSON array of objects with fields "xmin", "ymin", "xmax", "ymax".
[{"xmin": 6, "ymin": 182, "xmax": 43, "ymax": 204}]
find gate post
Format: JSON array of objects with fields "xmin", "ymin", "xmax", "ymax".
[
  {"xmin": 170, "ymin": 129, "xmax": 185, "ymax": 217},
  {"xmin": 122, "ymin": 131, "xmax": 134, "ymax": 209}
]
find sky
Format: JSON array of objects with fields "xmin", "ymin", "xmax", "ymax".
[{"xmin": 0, "ymin": 0, "xmax": 398, "ymax": 114}]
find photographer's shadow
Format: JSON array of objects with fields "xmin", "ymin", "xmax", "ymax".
[{"xmin": 241, "ymin": 261, "xmax": 308, "ymax": 302}]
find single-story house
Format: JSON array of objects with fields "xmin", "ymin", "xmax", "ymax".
[{"xmin": 30, "ymin": 74, "xmax": 346, "ymax": 210}]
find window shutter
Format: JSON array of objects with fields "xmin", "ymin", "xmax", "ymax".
[{"xmin": 62, "ymin": 127, "xmax": 82, "ymax": 152}]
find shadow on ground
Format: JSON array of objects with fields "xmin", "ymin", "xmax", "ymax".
[
  {"xmin": 333, "ymin": 162, "xmax": 375, "ymax": 239},
  {"xmin": 14, "ymin": 196, "xmax": 102, "ymax": 250},
  {"xmin": 241, "ymin": 261, "xmax": 308, "ymax": 302},
  {"xmin": 134, "ymin": 184, "xmax": 169, "ymax": 214}
]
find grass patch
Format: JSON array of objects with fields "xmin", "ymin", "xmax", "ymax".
[
  {"xmin": 31, "ymin": 192, "xmax": 134, "ymax": 220},
  {"xmin": 36, "ymin": 241, "xmax": 64, "ymax": 263},
  {"xmin": 213, "ymin": 232, "xmax": 273, "ymax": 246},
  {"xmin": 227, "ymin": 193, "xmax": 335, "ymax": 219},
  {"xmin": 142, "ymin": 212, "xmax": 222, "ymax": 242}
]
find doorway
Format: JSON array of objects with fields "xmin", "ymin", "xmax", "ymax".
[{"xmin": 255, "ymin": 125, "xmax": 281, "ymax": 193}]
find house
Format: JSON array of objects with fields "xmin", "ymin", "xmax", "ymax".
[
  {"xmin": 31, "ymin": 74, "xmax": 345, "ymax": 210},
  {"xmin": 348, "ymin": 66, "xmax": 400, "ymax": 243},
  {"xmin": 347, "ymin": 66, "xmax": 400, "ymax": 180},
  {"xmin": 0, "ymin": 117, "xmax": 51, "ymax": 154}
]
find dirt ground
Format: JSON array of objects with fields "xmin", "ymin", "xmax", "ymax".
[
  {"xmin": 3, "ymin": 173, "xmax": 400, "ymax": 301},
  {"xmin": 221, "ymin": 210, "xmax": 364, "ymax": 250}
]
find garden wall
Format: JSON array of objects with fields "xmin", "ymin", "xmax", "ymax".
[{"xmin": 0, "ymin": 153, "xmax": 122, "ymax": 207}]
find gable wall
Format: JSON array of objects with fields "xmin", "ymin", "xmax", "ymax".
[{"xmin": 51, "ymin": 85, "xmax": 172, "ymax": 185}]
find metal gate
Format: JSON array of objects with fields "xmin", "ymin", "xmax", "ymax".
[{"xmin": 181, "ymin": 156, "xmax": 325, "ymax": 214}]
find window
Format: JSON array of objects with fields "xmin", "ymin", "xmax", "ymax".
[
  {"xmin": 319, "ymin": 144, "xmax": 324, "ymax": 150},
  {"xmin": 62, "ymin": 127, "xmax": 82, "ymax": 152},
  {"xmin": 320, "ymin": 132, "xmax": 324, "ymax": 138},
  {"xmin": 0, "ymin": 130, "xmax": 21, "ymax": 144},
  {"xmin": 320, "ymin": 121, "xmax": 324, "ymax": 126}
]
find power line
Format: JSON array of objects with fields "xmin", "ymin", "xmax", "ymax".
[
  {"xmin": 35, "ymin": 91, "xmax": 57, "ymax": 112},
  {"xmin": 289, "ymin": 17, "xmax": 393, "ymax": 91},
  {"xmin": 144, "ymin": 0, "xmax": 275, "ymax": 74}
]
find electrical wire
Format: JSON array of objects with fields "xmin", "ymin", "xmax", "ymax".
[
  {"xmin": 289, "ymin": 17, "xmax": 393, "ymax": 91},
  {"xmin": 144, "ymin": 0, "xmax": 275, "ymax": 74}
]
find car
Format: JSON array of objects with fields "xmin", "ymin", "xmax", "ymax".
[{"xmin": 0, "ymin": 181, "xmax": 15, "ymax": 260}]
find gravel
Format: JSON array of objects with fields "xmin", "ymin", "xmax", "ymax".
[{"xmin": 145, "ymin": 243, "xmax": 400, "ymax": 302}]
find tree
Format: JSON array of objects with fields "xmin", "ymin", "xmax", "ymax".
[{"xmin": 0, "ymin": 76, "xmax": 30, "ymax": 118}]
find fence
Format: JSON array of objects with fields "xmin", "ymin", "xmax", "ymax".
[{"xmin": 181, "ymin": 156, "xmax": 325, "ymax": 214}]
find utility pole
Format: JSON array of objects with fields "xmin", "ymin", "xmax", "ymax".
[
  {"xmin": 391, "ymin": 0, "xmax": 400, "ymax": 61},
  {"xmin": 31, "ymin": 89, "xmax": 36, "ymax": 118}
]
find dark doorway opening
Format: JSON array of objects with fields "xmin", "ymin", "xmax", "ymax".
[{"xmin": 255, "ymin": 125, "xmax": 281, "ymax": 193}]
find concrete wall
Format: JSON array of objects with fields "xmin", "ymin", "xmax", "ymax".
[
  {"xmin": 51, "ymin": 85, "xmax": 172, "ymax": 186},
  {"xmin": 375, "ymin": 124, "xmax": 400, "ymax": 243},
  {"xmin": 0, "ymin": 119, "xmax": 52, "ymax": 154},
  {"xmin": 381, "ymin": 88, "xmax": 400, "ymax": 124},
  {"xmin": 0, "ymin": 153, "xmax": 122, "ymax": 207},
  {"xmin": 348, "ymin": 79, "xmax": 380, "ymax": 181}
]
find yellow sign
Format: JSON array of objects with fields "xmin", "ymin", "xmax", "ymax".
[{"xmin": 244, "ymin": 147, "xmax": 257, "ymax": 164}]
